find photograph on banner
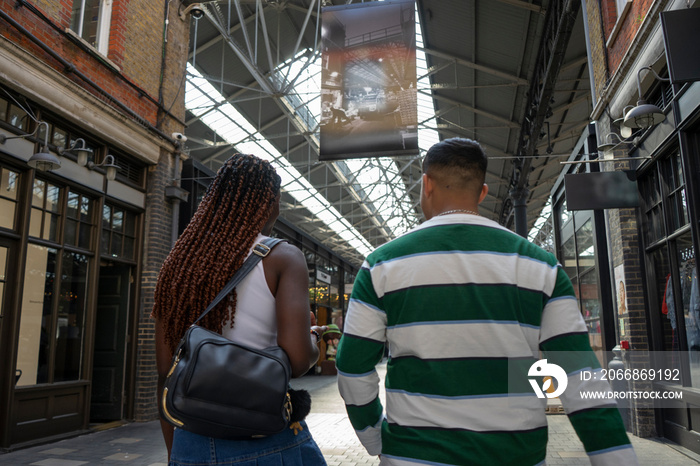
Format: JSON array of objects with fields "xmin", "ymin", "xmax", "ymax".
[{"xmin": 320, "ymin": 0, "xmax": 418, "ymax": 160}]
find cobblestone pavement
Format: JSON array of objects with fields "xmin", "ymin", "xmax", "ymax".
[{"xmin": 1, "ymin": 361, "xmax": 699, "ymax": 465}]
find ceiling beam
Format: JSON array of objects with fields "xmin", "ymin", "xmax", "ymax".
[
  {"xmin": 189, "ymin": 4, "xmax": 268, "ymax": 58},
  {"xmin": 501, "ymin": 0, "xmax": 581, "ymax": 227},
  {"xmin": 425, "ymin": 91, "xmax": 521, "ymax": 128},
  {"xmin": 493, "ymin": 0, "xmax": 546, "ymax": 15},
  {"xmin": 419, "ymin": 46, "xmax": 528, "ymax": 86}
]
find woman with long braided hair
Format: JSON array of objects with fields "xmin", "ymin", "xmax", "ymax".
[{"xmin": 153, "ymin": 154, "xmax": 327, "ymax": 465}]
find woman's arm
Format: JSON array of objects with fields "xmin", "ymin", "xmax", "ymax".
[
  {"xmin": 265, "ymin": 243, "xmax": 324, "ymax": 377},
  {"xmin": 154, "ymin": 317, "xmax": 174, "ymax": 459}
]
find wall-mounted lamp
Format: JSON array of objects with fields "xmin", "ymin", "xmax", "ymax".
[
  {"xmin": 597, "ymin": 133, "xmax": 626, "ymax": 157},
  {"xmin": 612, "ymin": 106, "xmax": 634, "ymax": 138},
  {"xmin": 0, "ymin": 121, "xmax": 61, "ymax": 171},
  {"xmin": 597, "ymin": 132, "xmax": 639, "ymax": 158},
  {"xmin": 622, "ymin": 66, "xmax": 671, "ymax": 129},
  {"xmin": 86, "ymin": 154, "xmax": 120, "ymax": 181},
  {"xmin": 58, "ymin": 138, "xmax": 93, "ymax": 167}
]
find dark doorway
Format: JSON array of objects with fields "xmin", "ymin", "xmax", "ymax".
[{"xmin": 90, "ymin": 263, "xmax": 131, "ymax": 421}]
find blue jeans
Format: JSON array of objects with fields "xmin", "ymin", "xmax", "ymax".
[{"xmin": 169, "ymin": 421, "xmax": 327, "ymax": 465}]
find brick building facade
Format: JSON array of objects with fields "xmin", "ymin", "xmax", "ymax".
[
  {"xmin": 0, "ymin": 0, "xmax": 188, "ymax": 449},
  {"xmin": 581, "ymin": 0, "xmax": 700, "ymax": 450}
]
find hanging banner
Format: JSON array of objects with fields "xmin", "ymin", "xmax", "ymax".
[{"xmin": 320, "ymin": 0, "xmax": 418, "ymax": 161}]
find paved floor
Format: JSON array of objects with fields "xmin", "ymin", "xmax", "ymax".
[{"xmin": 2, "ymin": 362, "xmax": 700, "ymax": 465}]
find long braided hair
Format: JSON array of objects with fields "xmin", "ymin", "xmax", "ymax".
[{"xmin": 152, "ymin": 154, "xmax": 281, "ymax": 353}]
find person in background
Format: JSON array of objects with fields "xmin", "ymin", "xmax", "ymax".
[
  {"xmin": 335, "ymin": 137, "xmax": 637, "ymax": 465},
  {"xmin": 152, "ymin": 154, "xmax": 327, "ymax": 465},
  {"xmin": 323, "ymin": 324, "xmax": 342, "ymax": 361}
]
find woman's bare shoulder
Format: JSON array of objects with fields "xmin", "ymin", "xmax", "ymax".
[{"xmin": 266, "ymin": 241, "xmax": 306, "ymax": 269}]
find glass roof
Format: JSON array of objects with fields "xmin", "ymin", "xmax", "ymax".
[{"xmin": 184, "ymin": 3, "xmax": 438, "ymax": 259}]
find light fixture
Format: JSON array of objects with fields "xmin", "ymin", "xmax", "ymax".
[
  {"xmin": 622, "ymin": 66, "xmax": 671, "ymax": 129},
  {"xmin": 59, "ymin": 138, "xmax": 93, "ymax": 167},
  {"xmin": 88, "ymin": 154, "xmax": 120, "ymax": 181},
  {"xmin": 1, "ymin": 121, "xmax": 61, "ymax": 171},
  {"xmin": 597, "ymin": 133, "xmax": 626, "ymax": 157},
  {"xmin": 612, "ymin": 106, "xmax": 634, "ymax": 138}
]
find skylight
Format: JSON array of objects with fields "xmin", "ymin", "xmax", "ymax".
[
  {"xmin": 186, "ymin": 64, "xmax": 373, "ymax": 257},
  {"xmin": 183, "ymin": 2, "xmax": 439, "ymax": 260}
]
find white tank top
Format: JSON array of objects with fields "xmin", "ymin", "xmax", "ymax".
[{"xmin": 221, "ymin": 234, "xmax": 277, "ymax": 349}]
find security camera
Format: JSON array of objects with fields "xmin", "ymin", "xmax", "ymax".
[
  {"xmin": 190, "ymin": 5, "xmax": 204, "ymax": 18},
  {"xmin": 172, "ymin": 132, "xmax": 187, "ymax": 142},
  {"xmin": 180, "ymin": 3, "xmax": 204, "ymax": 20}
]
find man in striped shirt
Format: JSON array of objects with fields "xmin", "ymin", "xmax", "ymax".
[{"xmin": 335, "ymin": 138, "xmax": 637, "ymax": 465}]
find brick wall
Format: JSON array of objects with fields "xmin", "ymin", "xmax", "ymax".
[
  {"xmin": 134, "ymin": 151, "xmax": 177, "ymax": 421},
  {"xmin": 584, "ymin": 0, "xmax": 609, "ymax": 106},
  {"xmin": 601, "ymin": 0, "xmax": 656, "ymax": 75},
  {"xmin": 1, "ymin": 0, "xmax": 188, "ymax": 130},
  {"xmin": 1, "ymin": 0, "xmax": 190, "ymax": 424}
]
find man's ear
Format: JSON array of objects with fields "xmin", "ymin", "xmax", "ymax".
[
  {"xmin": 422, "ymin": 173, "xmax": 434, "ymax": 197},
  {"xmin": 478, "ymin": 183, "xmax": 488, "ymax": 204}
]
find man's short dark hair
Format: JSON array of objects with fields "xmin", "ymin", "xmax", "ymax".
[{"xmin": 422, "ymin": 138, "xmax": 487, "ymax": 189}]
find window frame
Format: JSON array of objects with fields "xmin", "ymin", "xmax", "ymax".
[
  {"xmin": 70, "ymin": 0, "xmax": 113, "ymax": 56},
  {"xmin": 606, "ymin": 0, "xmax": 633, "ymax": 46}
]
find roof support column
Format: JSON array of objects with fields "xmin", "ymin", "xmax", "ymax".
[{"xmin": 509, "ymin": 186, "xmax": 530, "ymax": 237}]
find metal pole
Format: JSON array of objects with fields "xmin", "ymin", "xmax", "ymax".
[{"xmin": 510, "ymin": 186, "xmax": 529, "ymax": 237}]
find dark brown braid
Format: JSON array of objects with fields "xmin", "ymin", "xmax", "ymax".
[{"xmin": 152, "ymin": 153, "xmax": 282, "ymax": 353}]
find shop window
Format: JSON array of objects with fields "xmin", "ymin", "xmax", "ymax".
[
  {"xmin": 70, "ymin": 0, "xmax": 112, "ymax": 55},
  {"xmin": 101, "ymin": 204, "xmax": 137, "ymax": 260},
  {"xmin": 577, "ymin": 219, "xmax": 603, "ymax": 359},
  {"xmin": 54, "ymin": 251, "xmax": 90, "ymax": 382},
  {"xmin": 0, "ymin": 96, "xmax": 7, "ymax": 121},
  {"xmin": 676, "ymin": 235, "xmax": 699, "ymax": 386},
  {"xmin": 652, "ymin": 246, "xmax": 676, "ymax": 351},
  {"xmin": 7, "ymin": 103, "xmax": 29, "ymax": 131},
  {"xmin": 557, "ymin": 198, "xmax": 572, "ymax": 232},
  {"xmin": 51, "ymin": 126, "xmax": 68, "ymax": 150},
  {"xmin": 554, "ymin": 192, "xmax": 605, "ymax": 365},
  {"xmin": 66, "ymin": 191, "xmax": 93, "ymax": 249},
  {"xmin": 640, "ymin": 148, "xmax": 698, "ymax": 387},
  {"xmin": 343, "ymin": 270, "xmax": 355, "ymax": 312},
  {"xmin": 639, "ymin": 167, "xmax": 664, "ymax": 244},
  {"xmin": 17, "ymin": 246, "xmax": 90, "ymax": 385},
  {"xmin": 0, "ymin": 167, "xmax": 19, "ymax": 231},
  {"xmin": 329, "ymin": 263, "xmax": 340, "ymax": 308},
  {"xmin": 29, "ymin": 179, "xmax": 61, "ymax": 241},
  {"xmin": 561, "ymin": 235, "xmax": 577, "ymax": 282},
  {"xmin": 17, "ymin": 182, "xmax": 95, "ymax": 386},
  {"xmin": 664, "ymin": 152, "xmax": 689, "ymax": 232},
  {"xmin": 314, "ymin": 258, "xmax": 332, "ymax": 307}
]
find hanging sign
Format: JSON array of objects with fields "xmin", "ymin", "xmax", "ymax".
[{"xmin": 320, "ymin": 0, "xmax": 418, "ymax": 160}]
